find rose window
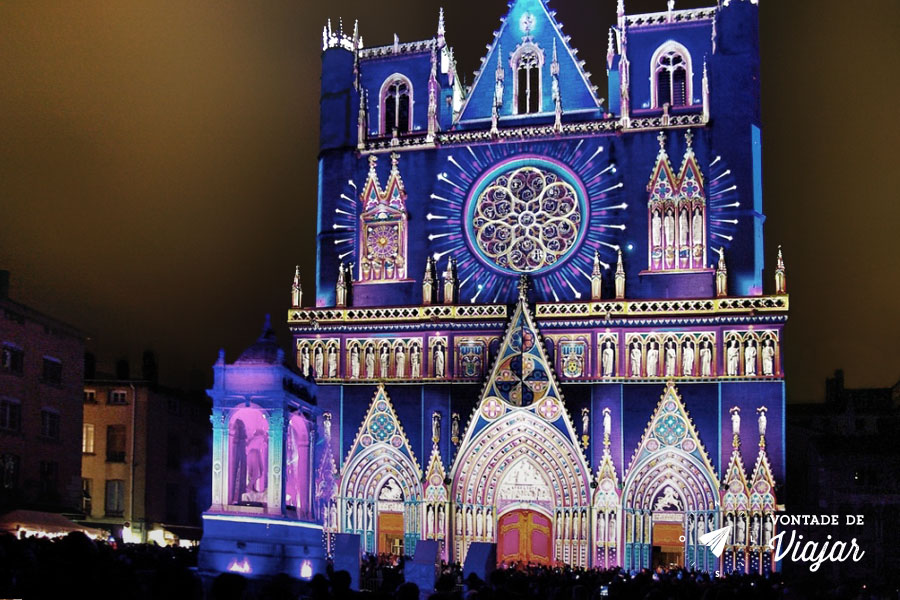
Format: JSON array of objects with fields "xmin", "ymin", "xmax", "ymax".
[{"xmin": 467, "ymin": 161, "xmax": 585, "ymax": 274}]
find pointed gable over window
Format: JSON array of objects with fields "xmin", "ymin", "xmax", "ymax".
[{"xmin": 457, "ymin": 0, "xmax": 600, "ymax": 125}]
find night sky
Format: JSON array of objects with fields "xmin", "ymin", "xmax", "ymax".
[{"xmin": 1, "ymin": 0, "xmax": 897, "ymax": 402}]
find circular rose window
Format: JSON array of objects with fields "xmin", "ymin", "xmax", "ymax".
[{"xmin": 465, "ymin": 157, "xmax": 587, "ymax": 275}]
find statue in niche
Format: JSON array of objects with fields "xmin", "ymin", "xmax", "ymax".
[
  {"xmin": 485, "ymin": 511, "xmax": 493, "ymax": 539},
  {"xmin": 365, "ymin": 346, "xmax": 375, "ymax": 379},
  {"xmin": 751, "ymin": 515, "xmax": 760, "ymax": 545},
  {"xmin": 665, "ymin": 341, "xmax": 677, "ymax": 377},
  {"xmin": 426, "ymin": 505, "xmax": 434, "ymax": 538},
  {"xmin": 395, "ymin": 344, "xmax": 406, "ymax": 378},
  {"xmin": 757, "ymin": 407, "xmax": 767, "ymax": 437},
  {"xmin": 687, "ymin": 514, "xmax": 695, "ymax": 546},
  {"xmin": 347, "ymin": 500, "xmax": 353, "ymax": 530},
  {"xmin": 646, "ymin": 341, "xmax": 659, "ymax": 376},
  {"xmin": 330, "ymin": 502, "xmax": 337, "ymax": 531},
  {"xmin": 300, "ymin": 346, "xmax": 310, "ymax": 377},
  {"xmin": 434, "ymin": 343, "xmax": 445, "ymax": 378},
  {"xmin": 651, "ymin": 209, "xmax": 662, "ymax": 247},
  {"xmin": 356, "ymin": 502, "xmax": 363, "ymax": 531},
  {"xmin": 432, "ymin": 411, "xmax": 441, "ymax": 444},
  {"xmin": 730, "ymin": 406, "xmax": 740, "ymax": 438},
  {"xmin": 692, "ymin": 207, "xmax": 703, "ymax": 246},
  {"xmin": 438, "ymin": 505, "xmax": 446, "ymax": 536},
  {"xmin": 556, "ymin": 511, "xmax": 563, "ymax": 539},
  {"xmin": 573, "ymin": 511, "xmax": 581, "ymax": 539},
  {"xmin": 229, "ymin": 419, "xmax": 248, "ymax": 504},
  {"xmin": 679, "ymin": 207, "xmax": 689, "ymax": 248},
  {"xmin": 603, "ymin": 408, "xmax": 612, "ymax": 440},
  {"xmin": 602, "ymin": 340, "xmax": 615, "ymax": 377},
  {"xmin": 451, "ymin": 413, "xmax": 459, "ymax": 444},
  {"xmin": 410, "ymin": 344, "xmax": 421, "ymax": 378},
  {"xmin": 744, "ymin": 340, "xmax": 757, "ymax": 376},
  {"xmin": 581, "ymin": 408, "xmax": 589, "ymax": 440},
  {"xmin": 726, "ymin": 339, "xmax": 740, "ymax": 376},
  {"xmin": 314, "ymin": 347, "xmax": 324, "ymax": 378},
  {"xmin": 700, "ymin": 340, "xmax": 712, "ymax": 377},
  {"xmin": 763, "ymin": 517, "xmax": 773, "ymax": 546},
  {"xmin": 608, "ymin": 513, "xmax": 616, "ymax": 543},
  {"xmin": 327, "ymin": 346, "xmax": 337, "ymax": 378},
  {"xmin": 664, "ymin": 207, "xmax": 675, "ymax": 248},
  {"xmin": 597, "ymin": 513, "xmax": 606, "ymax": 544},
  {"xmin": 736, "ymin": 513, "xmax": 746, "ymax": 545},
  {"xmin": 762, "ymin": 339, "xmax": 775, "ymax": 376},
  {"xmin": 725, "ymin": 513, "xmax": 734, "ymax": 544},
  {"xmin": 682, "ymin": 339, "xmax": 694, "ymax": 376},
  {"xmin": 465, "ymin": 507, "xmax": 473, "ymax": 536},
  {"xmin": 367, "ymin": 503, "xmax": 374, "ymax": 531},
  {"xmin": 350, "ymin": 345, "xmax": 360, "ymax": 379},
  {"xmin": 475, "ymin": 508, "xmax": 483, "ymax": 537},
  {"xmin": 455, "ymin": 507, "xmax": 462, "ymax": 535},
  {"xmin": 379, "ymin": 345, "xmax": 390, "ymax": 378},
  {"xmin": 629, "ymin": 342, "xmax": 642, "ymax": 377}
]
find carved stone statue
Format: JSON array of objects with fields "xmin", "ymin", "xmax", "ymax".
[
  {"xmin": 426, "ymin": 505, "xmax": 434, "ymax": 538},
  {"xmin": 350, "ymin": 345, "xmax": 360, "ymax": 379},
  {"xmin": 598, "ymin": 513, "xmax": 606, "ymax": 545},
  {"xmin": 758, "ymin": 407, "xmax": 767, "ymax": 437},
  {"xmin": 730, "ymin": 406, "xmax": 741, "ymax": 437},
  {"xmin": 651, "ymin": 210, "xmax": 662, "ymax": 247},
  {"xmin": 602, "ymin": 341, "xmax": 614, "ymax": 377},
  {"xmin": 679, "ymin": 207, "xmax": 689, "ymax": 247},
  {"xmin": 744, "ymin": 340, "xmax": 757, "ymax": 376},
  {"xmin": 432, "ymin": 411, "xmax": 441, "ymax": 444},
  {"xmin": 603, "ymin": 407, "xmax": 611, "ymax": 440},
  {"xmin": 646, "ymin": 341, "xmax": 659, "ymax": 376},
  {"xmin": 726, "ymin": 340, "xmax": 740, "ymax": 376},
  {"xmin": 438, "ymin": 505, "xmax": 446, "ymax": 537},
  {"xmin": 751, "ymin": 515, "xmax": 760, "ymax": 545},
  {"xmin": 664, "ymin": 208, "xmax": 675, "ymax": 247},
  {"xmin": 581, "ymin": 408, "xmax": 589, "ymax": 439},
  {"xmin": 379, "ymin": 345, "xmax": 390, "ymax": 378},
  {"xmin": 395, "ymin": 345, "xmax": 406, "ymax": 378},
  {"xmin": 665, "ymin": 341, "xmax": 676, "ymax": 377},
  {"xmin": 485, "ymin": 511, "xmax": 493, "ymax": 539},
  {"xmin": 301, "ymin": 346, "xmax": 310, "ymax": 377},
  {"xmin": 323, "ymin": 412, "xmax": 332, "ymax": 442},
  {"xmin": 692, "ymin": 207, "xmax": 703, "ymax": 248},
  {"xmin": 763, "ymin": 516, "xmax": 773, "ymax": 546},
  {"xmin": 682, "ymin": 340, "xmax": 694, "ymax": 376},
  {"xmin": 327, "ymin": 347, "xmax": 337, "ymax": 378},
  {"xmin": 365, "ymin": 347, "xmax": 375, "ymax": 379},
  {"xmin": 434, "ymin": 343, "xmax": 445, "ymax": 378},
  {"xmin": 608, "ymin": 513, "xmax": 616, "ymax": 543},
  {"xmin": 451, "ymin": 412, "xmax": 459, "ymax": 444},
  {"xmin": 700, "ymin": 340, "xmax": 712, "ymax": 377},
  {"xmin": 455, "ymin": 507, "xmax": 462, "ymax": 535},
  {"xmin": 736, "ymin": 514, "xmax": 746, "ymax": 545},
  {"xmin": 762, "ymin": 340, "xmax": 775, "ymax": 376},
  {"xmin": 630, "ymin": 343, "xmax": 641, "ymax": 377},
  {"xmin": 314, "ymin": 347, "xmax": 324, "ymax": 378},
  {"xmin": 410, "ymin": 345, "xmax": 421, "ymax": 378}
]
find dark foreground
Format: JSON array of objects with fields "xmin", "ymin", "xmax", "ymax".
[{"xmin": 0, "ymin": 533, "xmax": 887, "ymax": 599}]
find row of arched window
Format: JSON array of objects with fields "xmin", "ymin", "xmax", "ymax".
[{"xmin": 372, "ymin": 40, "xmax": 693, "ymax": 136}]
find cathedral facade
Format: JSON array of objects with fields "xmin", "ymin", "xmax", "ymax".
[{"xmin": 202, "ymin": 0, "xmax": 786, "ymax": 577}]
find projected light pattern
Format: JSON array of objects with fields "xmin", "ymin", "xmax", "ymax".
[
  {"xmin": 707, "ymin": 154, "xmax": 741, "ymax": 260},
  {"xmin": 429, "ymin": 141, "xmax": 625, "ymax": 303},
  {"xmin": 331, "ymin": 178, "xmax": 359, "ymax": 261}
]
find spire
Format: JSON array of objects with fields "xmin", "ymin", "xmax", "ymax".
[
  {"xmin": 617, "ymin": 0, "xmax": 626, "ymax": 27},
  {"xmin": 667, "ymin": 0, "xmax": 675, "ymax": 12},
  {"xmin": 775, "ymin": 245, "xmax": 787, "ymax": 294},
  {"xmin": 491, "ymin": 43, "xmax": 504, "ymax": 135},
  {"xmin": 423, "ymin": 256, "xmax": 437, "ymax": 305},
  {"xmin": 551, "ymin": 39, "xmax": 562, "ymax": 132},
  {"xmin": 437, "ymin": 7, "xmax": 445, "ymax": 48},
  {"xmin": 614, "ymin": 249, "xmax": 625, "ymax": 299},
  {"xmin": 591, "ymin": 249, "xmax": 603, "ymax": 300},
  {"xmin": 442, "ymin": 257, "xmax": 458, "ymax": 304},
  {"xmin": 427, "ymin": 46, "xmax": 440, "ymax": 142},
  {"xmin": 701, "ymin": 60, "xmax": 710, "ymax": 122},
  {"xmin": 357, "ymin": 88, "xmax": 367, "ymax": 150},
  {"xmin": 606, "ymin": 28, "xmax": 615, "ymax": 69},
  {"xmin": 291, "ymin": 265, "xmax": 302, "ymax": 308},
  {"xmin": 715, "ymin": 247, "xmax": 728, "ymax": 297}
]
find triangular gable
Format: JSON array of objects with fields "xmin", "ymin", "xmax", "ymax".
[
  {"xmin": 457, "ymin": 0, "xmax": 600, "ymax": 124},
  {"xmin": 676, "ymin": 131, "xmax": 705, "ymax": 200},
  {"xmin": 593, "ymin": 446, "xmax": 621, "ymax": 510},
  {"xmin": 341, "ymin": 383, "xmax": 421, "ymax": 477},
  {"xmin": 647, "ymin": 132, "xmax": 678, "ymax": 202},
  {"xmin": 360, "ymin": 153, "xmax": 407, "ymax": 213},
  {"xmin": 423, "ymin": 446, "xmax": 448, "ymax": 502},
  {"xmin": 721, "ymin": 448, "xmax": 749, "ymax": 511},
  {"xmin": 626, "ymin": 382, "xmax": 717, "ymax": 483},
  {"xmin": 748, "ymin": 446, "xmax": 776, "ymax": 511},
  {"xmin": 454, "ymin": 289, "xmax": 583, "ymax": 460}
]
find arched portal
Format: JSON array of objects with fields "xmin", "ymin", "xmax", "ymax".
[
  {"xmin": 621, "ymin": 384, "xmax": 720, "ymax": 572},
  {"xmin": 451, "ymin": 411, "xmax": 591, "ymax": 566}
]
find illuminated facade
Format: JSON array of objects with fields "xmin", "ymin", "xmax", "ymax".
[{"xmin": 204, "ymin": 0, "xmax": 788, "ymax": 578}]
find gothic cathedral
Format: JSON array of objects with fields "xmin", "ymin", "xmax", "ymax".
[{"xmin": 201, "ymin": 0, "xmax": 785, "ymax": 578}]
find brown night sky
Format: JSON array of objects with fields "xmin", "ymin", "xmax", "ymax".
[{"xmin": 1, "ymin": 0, "xmax": 897, "ymax": 402}]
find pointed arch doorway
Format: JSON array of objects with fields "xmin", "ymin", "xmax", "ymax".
[{"xmin": 498, "ymin": 508, "xmax": 553, "ymax": 565}]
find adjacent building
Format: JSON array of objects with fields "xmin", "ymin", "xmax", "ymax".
[
  {"xmin": 0, "ymin": 270, "xmax": 85, "ymax": 515},
  {"xmin": 81, "ymin": 357, "xmax": 211, "ymax": 545}
]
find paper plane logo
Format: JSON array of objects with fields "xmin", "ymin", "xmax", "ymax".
[{"xmin": 698, "ymin": 525, "xmax": 733, "ymax": 557}]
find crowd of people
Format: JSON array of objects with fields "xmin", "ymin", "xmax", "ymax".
[{"xmin": 0, "ymin": 533, "xmax": 885, "ymax": 599}]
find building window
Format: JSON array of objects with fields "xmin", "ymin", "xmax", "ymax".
[
  {"xmin": 82, "ymin": 478, "xmax": 93, "ymax": 514},
  {"xmin": 40, "ymin": 409, "xmax": 60, "ymax": 440},
  {"xmin": 83, "ymin": 423, "xmax": 95, "ymax": 454},
  {"xmin": 109, "ymin": 390, "xmax": 128, "ymax": 405},
  {"xmin": 1, "ymin": 344, "xmax": 24, "ymax": 374},
  {"xmin": 39, "ymin": 460, "xmax": 58, "ymax": 497},
  {"xmin": 651, "ymin": 42, "xmax": 692, "ymax": 108},
  {"xmin": 380, "ymin": 75, "xmax": 412, "ymax": 135},
  {"xmin": 84, "ymin": 390, "xmax": 97, "ymax": 403},
  {"xmin": 515, "ymin": 51, "xmax": 541, "ymax": 114},
  {"xmin": 105, "ymin": 479, "xmax": 125, "ymax": 517},
  {"xmin": 106, "ymin": 425, "xmax": 127, "ymax": 462},
  {"xmin": 0, "ymin": 454, "xmax": 20, "ymax": 490},
  {"xmin": 0, "ymin": 399, "xmax": 22, "ymax": 432},
  {"xmin": 41, "ymin": 357, "xmax": 62, "ymax": 385}
]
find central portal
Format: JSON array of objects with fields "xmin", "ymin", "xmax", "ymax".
[
  {"xmin": 652, "ymin": 518, "xmax": 685, "ymax": 569},
  {"xmin": 497, "ymin": 509, "xmax": 552, "ymax": 565}
]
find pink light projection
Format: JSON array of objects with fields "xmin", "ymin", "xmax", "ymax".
[
  {"xmin": 229, "ymin": 407, "xmax": 269, "ymax": 506},
  {"xmin": 285, "ymin": 413, "xmax": 312, "ymax": 515}
]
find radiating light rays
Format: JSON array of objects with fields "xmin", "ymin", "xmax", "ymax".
[
  {"xmin": 331, "ymin": 179, "xmax": 358, "ymax": 258},
  {"xmin": 708, "ymin": 155, "xmax": 742, "ymax": 260},
  {"xmin": 427, "ymin": 140, "xmax": 625, "ymax": 304}
]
